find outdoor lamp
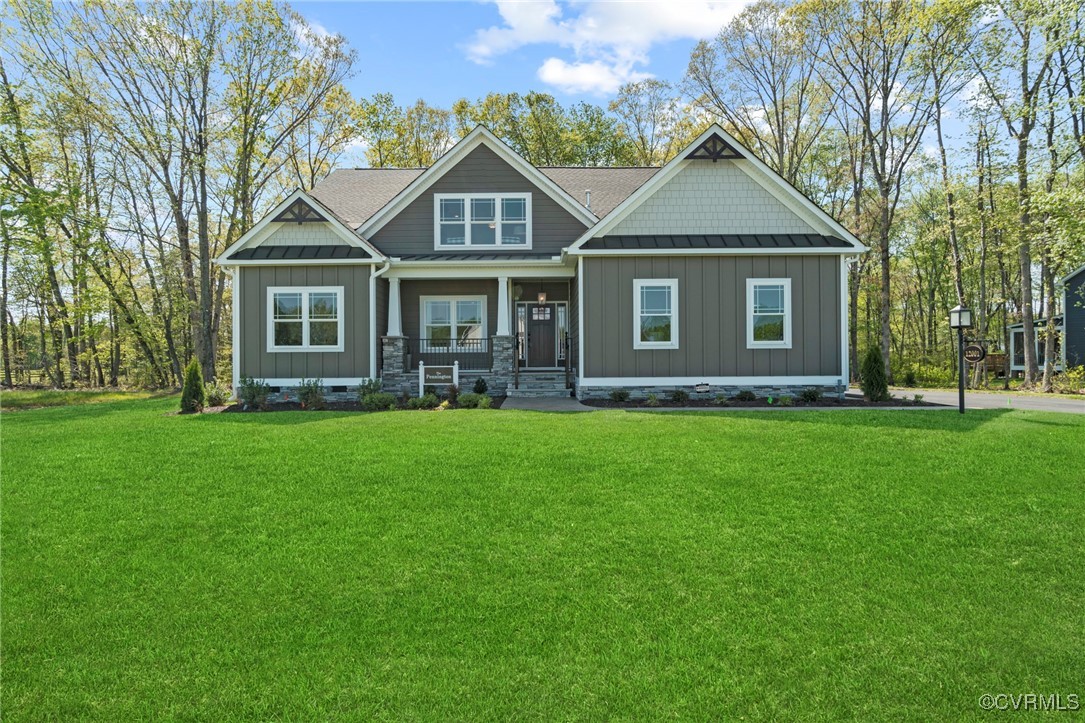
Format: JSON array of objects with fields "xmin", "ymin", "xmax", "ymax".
[
  {"xmin": 949, "ymin": 305, "xmax": 973, "ymax": 329},
  {"xmin": 949, "ymin": 304, "xmax": 973, "ymax": 414},
  {"xmin": 537, "ymin": 292, "xmax": 547, "ymax": 306}
]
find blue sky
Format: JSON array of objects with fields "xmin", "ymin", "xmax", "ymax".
[{"xmin": 294, "ymin": 1, "xmax": 752, "ymax": 107}]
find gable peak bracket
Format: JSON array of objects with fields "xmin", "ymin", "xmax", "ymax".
[
  {"xmin": 273, "ymin": 198, "xmax": 328, "ymax": 225},
  {"xmin": 686, "ymin": 133, "xmax": 744, "ymax": 162}
]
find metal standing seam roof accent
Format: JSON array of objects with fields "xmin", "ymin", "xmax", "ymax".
[
  {"xmin": 579, "ymin": 234, "xmax": 853, "ymax": 250},
  {"xmin": 228, "ymin": 245, "xmax": 377, "ymax": 260},
  {"xmin": 395, "ymin": 253, "xmax": 560, "ymax": 262}
]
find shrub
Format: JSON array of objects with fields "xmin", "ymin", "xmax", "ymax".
[
  {"xmin": 408, "ymin": 393, "xmax": 439, "ymax": 410},
  {"xmin": 733, "ymin": 390, "xmax": 756, "ymax": 402},
  {"xmin": 669, "ymin": 389, "xmax": 690, "ymax": 404},
  {"xmin": 238, "ymin": 376, "xmax": 271, "ymax": 410},
  {"xmin": 1053, "ymin": 366, "xmax": 1085, "ymax": 394},
  {"xmin": 357, "ymin": 378, "xmax": 383, "ymax": 398},
  {"xmin": 476, "ymin": 395, "xmax": 492, "ymax": 409},
  {"xmin": 180, "ymin": 358, "xmax": 206, "ymax": 413},
  {"xmin": 714, "ymin": 394, "xmax": 729, "ymax": 406},
  {"xmin": 473, "ymin": 377, "xmax": 488, "ymax": 394},
  {"xmin": 458, "ymin": 392, "xmax": 482, "ymax": 408},
  {"xmin": 361, "ymin": 391, "xmax": 397, "ymax": 411},
  {"xmin": 902, "ymin": 369, "xmax": 917, "ymax": 387},
  {"xmin": 609, "ymin": 389, "xmax": 631, "ymax": 403},
  {"xmin": 445, "ymin": 384, "xmax": 460, "ymax": 403},
  {"xmin": 645, "ymin": 393, "xmax": 661, "ymax": 407},
  {"xmin": 798, "ymin": 387, "xmax": 822, "ymax": 404},
  {"xmin": 778, "ymin": 395, "xmax": 794, "ymax": 407},
  {"xmin": 913, "ymin": 393, "xmax": 925, "ymax": 404},
  {"xmin": 297, "ymin": 378, "xmax": 326, "ymax": 410},
  {"xmin": 205, "ymin": 382, "xmax": 231, "ymax": 407},
  {"xmin": 860, "ymin": 346, "xmax": 890, "ymax": 402}
]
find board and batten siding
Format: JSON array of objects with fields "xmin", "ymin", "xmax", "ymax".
[
  {"xmin": 1065, "ymin": 266, "xmax": 1085, "ymax": 367},
  {"xmin": 580, "ymin": 255, "xmax": 841, "ymax": 378},
  {"xmin": 239, "ymin": 265, "xmax": 371, "ymax": 380},
  {"xmin": 610, "ymin": 161, "xmax": 819, "ymax": 236},
  {"xmin": 370, "ymin": 145, "xmax": 588, "ymax": 256},
  {"xmin": 258, "ymin": 222, "xmax": 350, "ymax": 247}
]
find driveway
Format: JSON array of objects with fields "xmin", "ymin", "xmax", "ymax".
[{"xmin": 885, "ymin": 388, "xmax": 1085, "ymax": 414}]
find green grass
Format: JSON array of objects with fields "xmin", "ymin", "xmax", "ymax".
[
  {"xmin": 3, "ymin": 398, "xmax": 1084, "ymax": 720},
  {"xmin": 0, "ymin": 388, "xmax": 164, "ymax": 411}
]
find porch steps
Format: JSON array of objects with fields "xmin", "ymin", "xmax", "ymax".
[{"xmin": 507, "ymin": 373, "xmax": 573, "ymax": 398}]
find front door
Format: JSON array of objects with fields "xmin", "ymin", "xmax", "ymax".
[{"xmin": 527, "ymin": 304, "xmax": 556, "ymax": 367}]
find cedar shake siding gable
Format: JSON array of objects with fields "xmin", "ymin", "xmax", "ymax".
[
  {"xmin": 580, "ymin": 255, "xmax": 841, "ymax": 378},
  {"xmin": 369, "ymin": 145, "xmax": 588, "ymax": 257}
]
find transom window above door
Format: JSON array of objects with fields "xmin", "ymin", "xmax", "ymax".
[{"xmin": 434, "ymin": 193, "xmax": 531, "ymax": 248}]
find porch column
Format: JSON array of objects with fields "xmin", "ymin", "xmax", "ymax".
[
  {"xmin": 387, "ymin": 276, "xmax": 403, "ymax": 337},
  {"xmin": 496, "ymin": 276, "xmax": 511, "ymax": 336}
]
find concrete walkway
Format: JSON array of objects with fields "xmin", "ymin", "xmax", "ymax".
[{"xmin": 896, "ymin": 388, "xmax": 1085, "ymax": 414}]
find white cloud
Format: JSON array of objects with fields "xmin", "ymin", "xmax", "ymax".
[
  {"xmin": 466, "ymin": 0, "xmax": 749, "ymax": 95},
  {"xmin": 537, "ymin": 57, "xmax": 652, "ymax": 95}
]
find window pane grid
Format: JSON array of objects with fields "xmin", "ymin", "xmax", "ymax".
[
  {"xmin": 270, "ymin": 290, "xmax": 340, "ymax": 349},
  {"xmin": 749, "ymin": 281, "xmax": 789, "ymax": 346},
  {"xmin": 437, "ymin": 195, "xmax": 529, "ymax": 247},
  {"xmin": 634, "ymin": 281, "xmax": 677, "ymax": 347}
]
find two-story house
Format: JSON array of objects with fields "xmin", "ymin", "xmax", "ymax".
[{"xmin": 216, "ymin": 124, "xmax": 868, "ymax": 401}]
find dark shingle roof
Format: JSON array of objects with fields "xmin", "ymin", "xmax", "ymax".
[
  {"xmin": 580, "ymin": 234, "xmax": 852, "ymax": 251},
  {"xmin": 307, "ymin": 165, "xmax": 659, "ymax": 229},
  {"xmin": 229, "ymin": 245, "xmax": 376, "ymax": 261}
]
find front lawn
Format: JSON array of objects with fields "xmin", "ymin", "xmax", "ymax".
[
  {"xmin": 3, "ymin": 398, "xmax": 1083, "ymax": 720},
  {"xmin": 0, "ymin": 388, "xmax": 164, "ymax": 411}
]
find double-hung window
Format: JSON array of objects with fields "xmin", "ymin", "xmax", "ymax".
[
  {"xmin": 421, "ymin": 296, "xmax": 486, "ymax": 352},
  {"xmin": 434, "ymin": 193, "xmax": 531, "ymax": 248},
  {"xmin": 633, "ymin": 279, "xmax": 679, "ymax": 350},
  {"xmin": 747, "ymin": 278, "xmax": 791, "ymax": 348},
  {"xmin": 268, "ymin": 287, "xmax": 344, "ymax": 352}
]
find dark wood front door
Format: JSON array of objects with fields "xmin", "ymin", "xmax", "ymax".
[{"xmin": 527, "ymin": 304, "xmax": 556, "ymax": 367}]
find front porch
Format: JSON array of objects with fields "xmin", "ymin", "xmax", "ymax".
[{"xmin": 378, "ymin": 271, "xmax": 575, "ymax": 397}]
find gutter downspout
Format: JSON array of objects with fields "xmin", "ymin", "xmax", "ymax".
[{"xmin": 370, "ymin": 261, "xmax": 391, "ymax": 380}]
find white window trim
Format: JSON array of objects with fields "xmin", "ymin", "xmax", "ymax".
[
  {"xmin": 746, "ymin": 278, "xmax": 792, "ymax": 349},
  {"xmin": 419, "ymin": 295, "xmax": 488, "ymax": 352},
  {"xmin": 433, "ymin": 192, "xmax": 532, "ymax": 249},
  {"xmin": 267, "ymin": 286, "xmax": 345, "ymax": 353},
  {"xmin": 633, "ymin": 278, "xmax": 679, "ymax": 350}
]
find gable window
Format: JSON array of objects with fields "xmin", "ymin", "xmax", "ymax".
[
  {"xmin": 421, "ymin": 296, "xmax": 487, "ymax": 352},
  {"xmin": 434, "ymin": 193, "xmax": 531, "ymax": 248},
  {"xmin": 267, "ymin": 286, "xmax": 344, "ymax": 352},
  {"xmin": 747, "ymin": 278, "xmax": 791, "ymax": 349},
  {"xmin": 633, "ymin": 279, "xmax": 679, "ymax": 350}
]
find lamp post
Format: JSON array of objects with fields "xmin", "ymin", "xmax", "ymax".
[{"xmin": 949, "ymin": 304, "xmax": 973, "ymax": 414}]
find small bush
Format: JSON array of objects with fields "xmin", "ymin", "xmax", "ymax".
[
  {"xmin": 778, "ymin": 395, "xmax": 794, "ymax": 407},
  {"xmin": 913, "ymin": 393, "xmax": 925, "ymax": 404},
  {"xmin": 902, "ymin": 369, "xmax": 917, "ymax": 387},
  {"xmin": 609, "ymin": 389, "xmax": 631, "ymax": 403},
  {"xmin": 733, "ymin": 390, "xmax": 756, "ymax": 402},
  {"xmin": 408, "ymin": 393, "xmax": 439, "ymax": 410},
  {"xmin": 1053, "ymin": 366, "xmax": 1085, "ymax": 394},
  {"xmin": 205, "ymin": 382, "xmax": 230, "ymax": 407},
  {"xmin": 798, "ymin": 387, "xmax": 822, "ymax": 404},
  {"xmin": 437, "ymin": 399, "xmax": 451, "ymax": 410},
  {"xmin": 860, "ymin": 346, "xmax": 890, "ymax": 402},
  {"xmin": 361, "ymin": 391, "xmax": 397, "ymax": 411},
  {"xmin": 445, "ymin": 384, "xmax": 460, "ymax": 403},
  {"xmin": 669, "ymin": 389, "xmax": 690, "ymax": 404},
  {"xmin": 476, "ymin": 395, "xmax": 492, "ymax": 409},
  {"xmin": 714, "ymin": 394, "xmax": 729, "ymax": 406},
  {"xmin": 357, "ymin": 378, "xmax": 382, "ymax": 398},
  {"xmin": 180, "ymin": 358, "xmax": 206, "ymax": 413},
  {"xmin": 238, "ymin": 376, "xmax": 271, "ymax": 410},
  {"xmin": 473, "ymin": 377, "xmax": 488, "ymax": 394},
  {"xmin": 297, "ymin": 378, "xmax": 326, "ymax": 410},
  {"xmin": 645, "ymin": 393, "xmax": 661, "ymax": 407},
  {"xmin": 458, "ymin": 392, "xmax": 482, "ymax": 408}
]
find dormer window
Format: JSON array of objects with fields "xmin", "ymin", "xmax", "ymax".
[{"xmin": 434, "ymin": 193, "xmax": 531, "ymax": 248}]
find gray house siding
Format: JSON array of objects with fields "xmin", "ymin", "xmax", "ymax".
[
  {"xmin": 239, "ymin": 265, "xmax": 371, "ymax": 381},
  {"xmin": 1065, "ymin": 266, "xmax": 1085, "ymax": 367},
  {"xmin": 370, "ymin": 145, "xmax": 588, "ymax": 257},
  {"xmin": 580, "ymin": 255, "xmax": 841, "ymax": 379}
]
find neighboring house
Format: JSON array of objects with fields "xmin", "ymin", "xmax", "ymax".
[
  {"xmin": 1008, "ymin": 317, "xmax": 1064, "ymax": 374},
  {"xmin": 1004, "ymin": 264, "xmax": 1085, "ymax": 375},
  {"xmin": 215, "ymin": 124, "xmax": 868, "ymax": 400}
]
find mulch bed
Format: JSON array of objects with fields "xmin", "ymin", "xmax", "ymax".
[
  {"xmin": 582, "ymin": 396, "xmax": 943, "ymax": 409},
  {"xmin": 214, "ymin": 397, "xmax": 507, "ymax": 413}
]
